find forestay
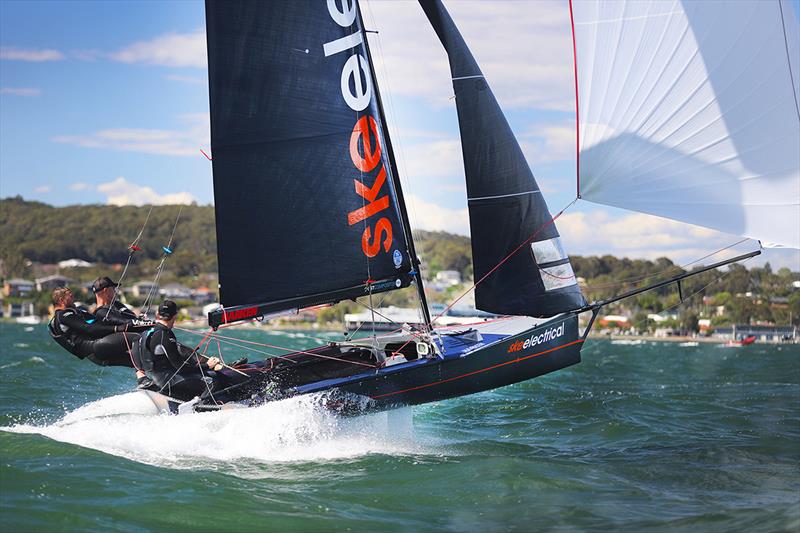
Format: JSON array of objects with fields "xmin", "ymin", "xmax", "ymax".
[
  {"xmin": 206, "ymin": 0, "xmax": 414, "ymax": 325},
  {"xmin": 419, "ymin": 0, "xmax": 586, "ymax": 318},
  {"xmin": 572, "ymin": 0, "xmax": 800, "ymax": 248}
]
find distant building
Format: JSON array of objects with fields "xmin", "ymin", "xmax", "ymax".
[
  {"xmin": 192, "ymin": 287, "xmax": 217, "ymax": 304},
  {"xmin": 3, "ymin": 278, "xmax": 35, "ymax": 297},
  {"xmin": 598, "ymin": 314, "xmax": 629, "ymax": 327},
  {"xmin": 57, "ymin": 259, "xmax": 94, "ymax": 268},
  {"xmin": 713, "ymin": 325, "xmax": 797, "ymax": 343},
  {"xmin": 35, "ymin": 274, "xmax": 72, "ymax": 292},
  {"xmin": 131, "ymin": 281, "xmax": 158, "ymax": 298},
  {"xmin": 654, "ymin": 327, "xmax": 682, "ymax": 337},
  {"xmin": 160, "ymin": 283, "xmax": 193, "ymax": 300},
  {"xmin": 435, "ymin": 270, "xmax": 462, "ymax": 286},
  {"xmin": 6, "ymin": 301, "xmax": 35, "ymax": 318}
]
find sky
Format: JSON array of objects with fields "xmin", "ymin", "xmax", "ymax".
[{"xmin": 1, "ymin": 0, "xmax": 798, "ymax": 271}]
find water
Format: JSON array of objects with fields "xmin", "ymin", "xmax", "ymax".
[{"xmin": 1, "ymin": 323, "xmax": 798, "ymax": 532}]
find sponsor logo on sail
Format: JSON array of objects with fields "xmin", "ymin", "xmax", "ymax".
[
  {"xmin": 393, "ymin": 249, "xmax": 403, "ymax": 268},
  {"xmin": 225, "ymin": 306, "xmax": 259, "ymax": 322},
  {"xmin": 324, "ymin": 0, "xmax": 394, "ymax": 259},
  {"xmin": 507, "ymin": 323, "xmax": 565, "ymax": 353}
]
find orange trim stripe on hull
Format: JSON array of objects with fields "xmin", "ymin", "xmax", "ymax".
[{"xmin": 371, "ymin": 338, "xmax": 584, "ymax": 400}]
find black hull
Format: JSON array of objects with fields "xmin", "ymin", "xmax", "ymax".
[
  {"xmin": 207, "ymin": 313, "xmax": 583, "ymax": 412},
  {"xmin": 338, "ymin": 313, "xmax": 582, "ymax": 409}
]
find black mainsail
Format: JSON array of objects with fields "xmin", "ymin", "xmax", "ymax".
[
  {"xmin": 206, "ymin": 0, "xmax": 417, "ymax": 326},
  {"xmin": 419, "ymin": 0, "xmax": 586, "ymax": 318}
]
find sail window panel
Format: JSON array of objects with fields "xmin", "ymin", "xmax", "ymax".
[
  {"xmin": 540, "ymin": 264, "xmax": 578, "ymax": 292},
  {"xmin": 531, "ymin": 238, "xmax": 568, "ymax": 265}
]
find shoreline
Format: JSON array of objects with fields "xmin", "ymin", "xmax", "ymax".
[{"xmin": 589, "ymin": 333, "xmax": 724, "ymax": 344}]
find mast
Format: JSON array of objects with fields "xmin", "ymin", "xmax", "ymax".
[{"xmin": 357, "ymin": 1, "xmax": 433, "ymax": 330}]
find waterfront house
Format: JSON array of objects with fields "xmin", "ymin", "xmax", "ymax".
[
  {"xmin": 3, "ymin": 278, "xmax": 35, "ymax": 297},
  {"xmin": 35, "ymin": 275, "xmax": 72, "ymax": 292}
]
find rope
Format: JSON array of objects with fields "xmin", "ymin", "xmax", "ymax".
[
  {"xmin": 585, "ymin": 254, "xmax": 757, "ymax": 347},
  {"xmin": 157, "ymin": 327, "xmax": 214, "ymax": 395},
  {"xmin": 122, "ymin": 329, "xmax": 141, "ymax": 371},
  {"xmin": 778, "ymin": 0, "xmax": 800, "ymax": 123},
  {"xmin": 384, "ymin": 198, "xmax": 578, "ymax": 357},
  {"xmin": 175, "ymin": 327, "xmax": 377, "ymax": 368},
  {"xmin": 101, "ymin": 206, "xmax": 152, "ymax": 322},
  {"xmin": 431, "ymin": 197, "xmax": 578, "ymax": 326},
  {"xmin": 142, "ymin": 206, "xmax": 183, "ymax": 316},
  {"xmin": 582, "ymin": 238, "xmax": 750, "ymax": 292}
]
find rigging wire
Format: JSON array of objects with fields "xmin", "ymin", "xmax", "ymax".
[
  {"xmin": 353, "ymin": 14, "xmax": 379, "ymax": 353},
  {"xmin": 175, "ymin": 327, "xmax": 378, "ymax": 368},
  {"xmin": 581, "ymin": 238, "xmax": 751, "ymax": 292},
  {"xmin": 582, "ymin": 253, "xmax": 757, "ymax": 349},
  {"xmin": 347, "ymin": 292, "xmax": 392, "ymax": 339},
  {"xmin": 157, "ymin": 327, "xmax": 214, "ymax": 395},
  {"xmin": 432, "ymin": 197, "xmax": 579, "ymax": 326},
  {"xmin": 101, "ymin": 206, "xmax": 153, "ymax": 321},
  {"xmin": 141, "ymin": 206, "xmax": 183, "ymax": 316},
  {"xmin": 362, "ymin": 0, "xmax": 429, "ymax": 332},
  {"xmin": 778, "ymin": 0, "xmax": 800, "ymax": 123}
]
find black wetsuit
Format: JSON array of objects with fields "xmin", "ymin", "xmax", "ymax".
[
  {"xmin": 48, "ymin": 307, "xmax": 139, "ymax": 367},
  {"xmin": 94, "ymin": 301, "xmax": 156, "ymax": 332},
  {"xmin": 135, "ymin": 323, "xmax": 212, "ymax": 401}
]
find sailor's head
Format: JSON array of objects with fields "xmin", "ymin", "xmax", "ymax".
[
  {"xmin": 52, "ymin": 286, "xmax": 74, "ymax": 308},
  {"xmin": 157, "ymin": 300, "xmax": 179, "ymax": 325},
  {"xmin": 91, "ymin": 276, "xmax": 119, "ymax": 295}
]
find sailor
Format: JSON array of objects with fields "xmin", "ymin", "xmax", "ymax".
[
  {"xmin": 92, "ymin": 276, "xmax": 155, "ymax": 331},
  {"xmin": 90, "ymin": 276, "xmax": 160, "ymax": 387},
  {"xmin": 134, "ymin": 300, "xmax": 223, "ymax": 401},
  {"xmin": 48, "ymin": 286, "xmax": 140, "ymax": 368}
]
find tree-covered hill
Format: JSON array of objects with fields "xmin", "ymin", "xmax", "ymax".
[{"xmin": 2, "ymin": 197, "xmax": 797, "ymax": 326}]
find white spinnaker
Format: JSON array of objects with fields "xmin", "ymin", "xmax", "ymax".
[{"xmin": 573, "ymin": 0, "xmax": 800, "ymax": 248}]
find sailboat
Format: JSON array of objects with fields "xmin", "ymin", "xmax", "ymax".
[{"xmin": 139, "ymin": 0, "xmax": 799, "ymax": 414}]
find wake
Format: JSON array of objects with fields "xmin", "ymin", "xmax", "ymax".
[{"xmin": 4, "ymin": 391, "xmax": 423, "ymax": 473}]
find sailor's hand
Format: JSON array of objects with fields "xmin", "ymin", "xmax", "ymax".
[{"xmin": 205, "ymin": 356, "xmax": 223, "ymax": 371}]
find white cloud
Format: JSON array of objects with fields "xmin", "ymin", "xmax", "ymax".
[
  {"xmin": 406, "ymin": 193, "xmax": 469, "ymax": 235},
  {"xmin": 97, "ymin": 177, "xmax": 196, "ymax": 206},
  {"xmin": 519, "ymin": 122, "xmax": 576, "ymax": 165},
  {"xmin": 34, "ymin": 185, "xmax": 51, "ymax": 193},
  {"xmin": 0, "ymin": 47, "xmax": 64, "ymax": 61},
  {"xmin": 556, "ymin": 209, "xmax": 761, "ymax": 266},
  {"xmin": 1, "ymin": 87, "xmax": 42, "ymax": 96},
  {"xmin": 401, "ymin": 139, "xmax": 464, "ymax": 180},
  {"xmin": 109, "ymin": 30, "xmax": 206, "ymax": 68},
  {"xmin": 165, "ymin": 74, "xmax": 206, "ymax": 85},
  {"xmin": 366, "ymin": 0, "xmax": 574, "ymax": 111},
  {"xmin": 69, "ymin": 182, "xmax": 90, "ymax": 191},
  {"xmin": 52, "ymin": 113, "xmax": 210, "ymax": 157}
]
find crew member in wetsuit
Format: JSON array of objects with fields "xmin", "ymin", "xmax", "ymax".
[
  {"xmin": 91, "ymin": 276, "xmax": 160, "ymax": 387},
  {"xmin": 134, "ymin": 300, "xmax": 223, "ymax": 401},
  {"xmin": 92, "ymin": 277, "xmax": 156, "ymax": 331},
  {"xmin": 48, "ymin": 286, "xmax": 139, "ymax": 367}
]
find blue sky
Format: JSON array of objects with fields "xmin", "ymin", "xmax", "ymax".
[{"xmin": 1, "ymin": 0, "xmax": 798, "ymax": 270}]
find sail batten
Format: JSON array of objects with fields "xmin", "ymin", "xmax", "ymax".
[
  {"xmin": 206, "ymin": 0, "xmax": 416, "ymax": 323},
  {"xmin": 573, "ymin": 0, "xmax": 800, "ymax": 249},
  {"xmin": 419, "ymin": 0, "xmax": 586, "ymax": 318}
]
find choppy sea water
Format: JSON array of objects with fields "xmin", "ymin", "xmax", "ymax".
[{"xmin": 1, "ymin": 322, "xmax": 798, "ymax": 532}]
